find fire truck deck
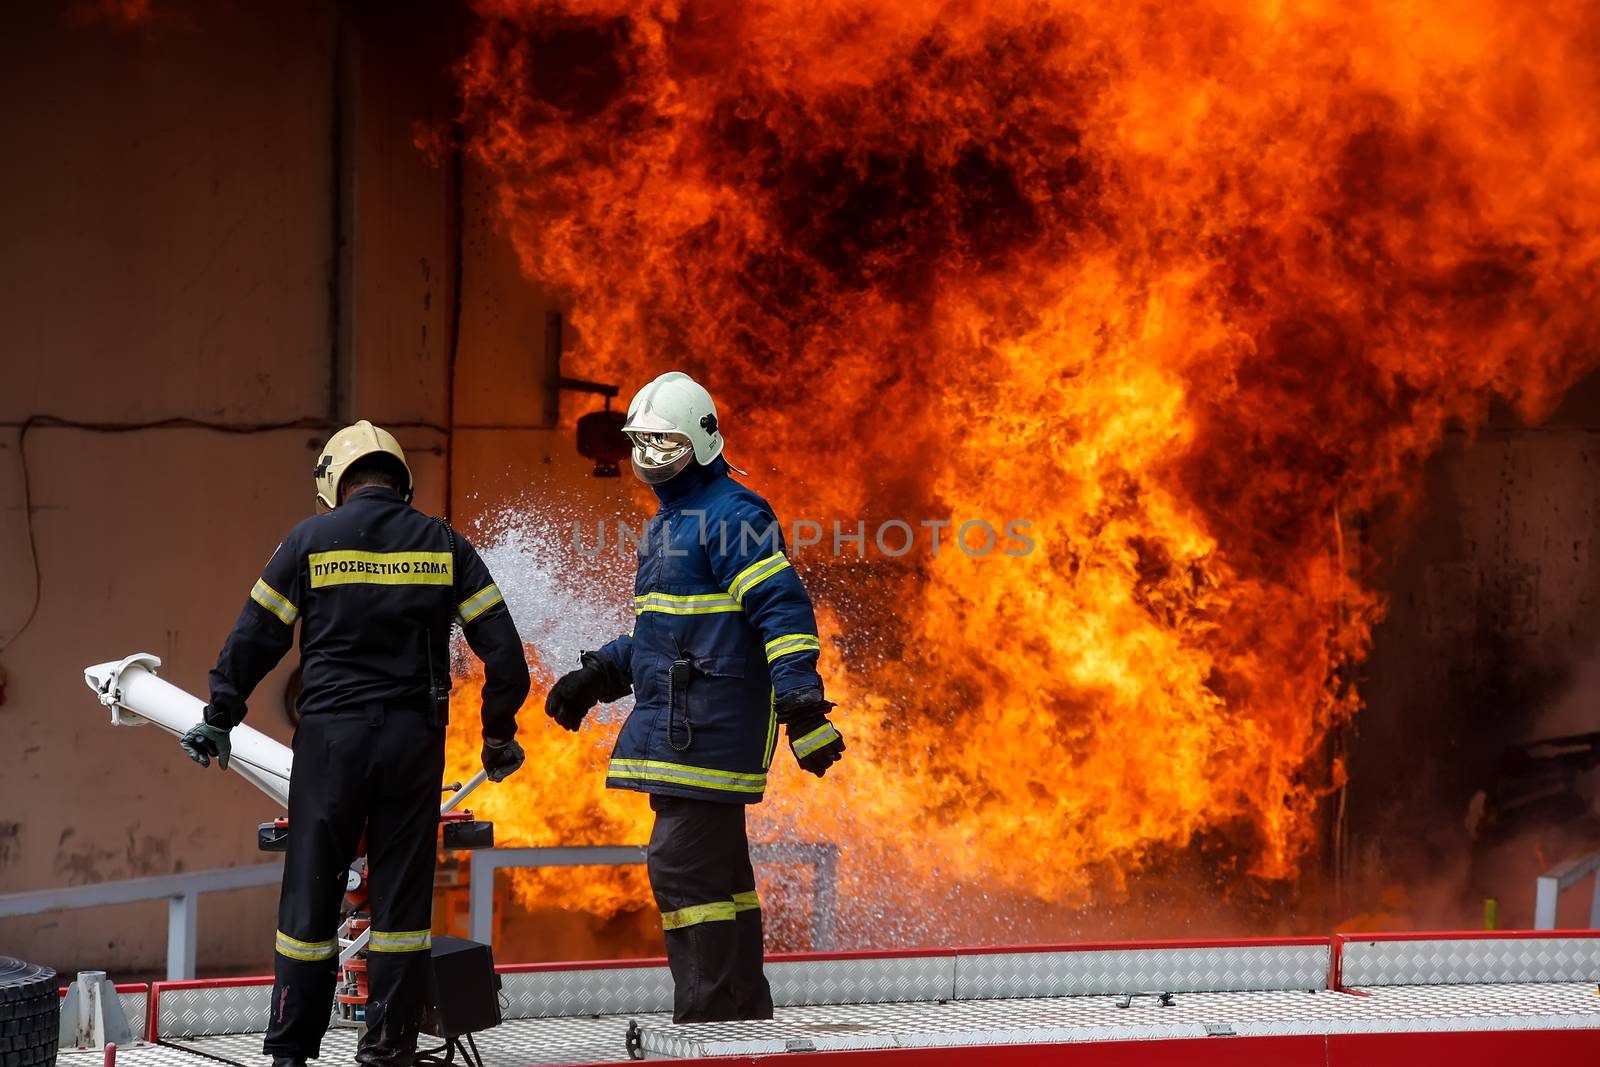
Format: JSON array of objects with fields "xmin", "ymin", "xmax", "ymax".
[{"xmin": 60, "ymin": 931, "xmax": 1600, "ymax": 1066}]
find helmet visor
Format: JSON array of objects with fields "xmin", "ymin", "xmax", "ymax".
[{"xmin": 627, "ymin": 430, "xmax": 695, "ymax": 484}]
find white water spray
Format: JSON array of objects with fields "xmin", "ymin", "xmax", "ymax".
[
  {"xmin": 456, "ymin": 493, "xmax": 637, "ymax": 723},
  {"xmin": 449, "ymin": 484, "xmax": 1040, "ymax": 949}
]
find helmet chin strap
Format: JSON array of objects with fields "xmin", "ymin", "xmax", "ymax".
[{"xmin": 725, "ymin": 456, "xmax": 749, "ymax": 476}]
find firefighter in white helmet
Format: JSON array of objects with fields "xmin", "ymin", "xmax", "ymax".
[
  {"xmin": 182, "ymin": 421, "xmax": 530, "ymax": 1067},
  {"xmin": 546, "ymin": 372, "xmax": 845, "ymax": 1023}
]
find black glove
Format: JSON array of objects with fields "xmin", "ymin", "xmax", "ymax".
[
  {"xmin": 775, "ymin": 689, "xmax": 845, "ymax": 778},
  {"xmin": 545, "ymin": 651, "xmax": 629, "ymax": 732},
  {"xmin": 179, "ymin": 720, "xmax": 233, "ymax": 771},
  {"xmin": 482, "ymin": 738, "xmax": 525, "ymax": 782}
]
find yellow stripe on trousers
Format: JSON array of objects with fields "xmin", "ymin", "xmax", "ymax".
[
  {"xmin": 275, "ymin": 930, "xmax": 336, "ymax": 962},
  {"xmin": 660, "ymin": 901, "xmax": 737, "ymax": 931},
  {"xmin": 369, "ymin": 928, "xmax": 433, "ymax": 953}
]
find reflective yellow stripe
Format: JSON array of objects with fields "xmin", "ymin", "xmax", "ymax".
[
  {"xmin": 251, "ymin": 579, "xmax": 298, "ymax": 625},
  {"xmin": 456, "ymin": 583, "xmax": 504, "ymax": 625},
  {"xmin": 792, "ymin": 723, "xmax": 840, "ymax": 759},
  {"xmin": 733, "ymin": 891, "xmax": 760, "ymax": 913},
  {"xmin": 608, "ymin": 758, "xmax": 767, "ymax": 794},
  {"xmin": 762, "ymin": 689, "xmax": 778, "ymax": 771},
  {"xmin": 636, "ymin": 591, "xmax": 740, "ymax": 604},
  {"xmin": 609, "ymin": 758, "xmax": 765, "ymax": 782},
  {"xmin": 764, "ymin": 633, "xmax": 820, "ymax": 662},
  {"xmin": 729, "ymin": 552, "xmax": 791, "ymax": 603},
  {"xmin": 634, "ymin": 602, "xmax": 743, "ymax": 616},
  {"xmin": 661, "ymin": 901, "xmax": 736, "ymax": 931},
  {"xmin": 307, "ymin": 550, "xmax": 453, "ymax": 588},
  {"xmin": 634, "ymin": 591, "xmax": 742, "ymax": 616},
  {"xmin": 275, "ymin": 930, "xmax": 335, "ymax": 962},
  {"xmin": 369, "ymin": 928, "xmax": 432, "ymax": 953}
]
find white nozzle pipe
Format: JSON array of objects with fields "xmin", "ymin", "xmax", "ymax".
[
  {"xmin": 84, "ymin": 654, "xmax": 293, "ymax": 807},
  {"xmin": 86, "ymin": 654, "xmax": 485, "ymax": 820}
]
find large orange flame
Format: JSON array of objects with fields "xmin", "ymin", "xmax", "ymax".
[{"xmin": 445, "ymin": 0, "xmax": 1600, "ymax": 940}]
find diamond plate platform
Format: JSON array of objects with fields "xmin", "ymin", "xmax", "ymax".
[
  {"xmin": 494, "ymin": 954, "xmax": 963, "ymax": 1020},
  {"xmin": 87, "ymin": 982, "xmax": 1600, "ymax": 1067},
  {"xmin": 60, "ymin": 1044, "xmax": 215, "ymax": 1067},
  {"xmin": 170, "ymin": 1014, "xmax": 661, "ymax": 1067},
  {"xmin": 1341, "ymin": 935, "xmax": 1600, "ymax": 987},
  {"xmin": 953, "ymin": 942, "xmax": 1328, "ymax": 1000},
  {"xmin": 501, "ymin": 964, "xmax": 674, "ymax": 1019},
  {"xmin": 121, "ymin": 990, "xmax": 149, "ymax": 1037},
  {"xmin": 638, "ymin": 982, "xmax": 1600, "ymax": 1058},
  {"xmin": 489, "ymin": 944, "xmax": 1326, "ymax": 1022},
  {"xmin": 154, "ymin": 980, "xmax": 336, "ymax": 1039},
  {"xmin": 768, "ymin": 953, "xmax": 957, "ymax": 1006},
  {"xmin": 140, "ymin": 934, "xmax": 1600, "ymax": 1064}
]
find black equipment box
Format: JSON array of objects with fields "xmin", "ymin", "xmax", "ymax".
[{"xmin": 424, "ymin": 936, "xmax": 501, "ymax": 1038}]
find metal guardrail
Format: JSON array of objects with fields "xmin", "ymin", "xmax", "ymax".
[
  {"xmin": 0, "ymin": 862, "xmax": 284, "ymax": 981},
  {"xmin": 0, "ymin": 842, "xmax": 842, "ymax": 981},
  {"xmin": 469, "ymin": 843, "xmax": 840, "ymax": 949},
  {"xmin": 1533, "ymin": 848, "xmax": 1600, "ymax": 929}
]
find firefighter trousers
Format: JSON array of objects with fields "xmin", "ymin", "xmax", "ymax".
[
  {"xmin": 646, "ymin": 795, "xmax": 774, "ymax": 1023},
  {"xmin": 264, "ymin": 705, "xmax": 445, "ymax": 1066}
]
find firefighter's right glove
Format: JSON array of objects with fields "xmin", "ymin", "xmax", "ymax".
[
  {"xmin": 482, "ymin": 738, "xmax": 525, "ymax": 782},
  {"xmin": 179, "ymin": 721, "xmax": 233, "ymax": 771},
  {"xmin": 775, "ymin": 689, "xmax": 845, "ymax": 778},
  {"xmin": 545, "ymin": 651, "xmax": 630, "ymax": 732}
]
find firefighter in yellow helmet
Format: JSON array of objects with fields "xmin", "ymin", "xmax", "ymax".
[
  {"xmin": 311, "ymin": 419, "xmax": 414, "ymax": 511},
  {"xmin": 181, "ymin": 421, "xmax": 530, "ymax": 1067}
]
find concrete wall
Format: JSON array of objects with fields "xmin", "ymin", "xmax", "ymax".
[
  {"xmin": 0, "ymin": 0, "xmax": 476, "ymax": 974},
  {"xmin": 1347, "ymin": 382, "xmax": 1600, "ymax": 926}
]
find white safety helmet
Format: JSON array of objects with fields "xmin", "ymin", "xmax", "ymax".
[{"xmin": 622, "ymin": 371, "xmax": 725, "ymax": 485}]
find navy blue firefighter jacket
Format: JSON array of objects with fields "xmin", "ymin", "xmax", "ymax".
[{"xmin": 593, "ymin": 457, "xmax": 824, "ymax": 804}]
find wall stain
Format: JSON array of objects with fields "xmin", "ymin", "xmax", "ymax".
[
  {"xmin": 125, "ymin": 829, "xmax": 172, "ymax": 876},
  {"xmin": 0, "ymin": 822, "xmax": 20, "ymax": 867},
  {"xmin": 55, "ymin": 846, "xmax": 109, "ymax": 885},
  {"xmin": 52, "ymin": 825, "xmax": 175, "ymax": 884}
]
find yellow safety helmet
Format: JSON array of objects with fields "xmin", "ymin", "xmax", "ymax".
[{"xmin": 312, "ymin": 420, "xmax": 413, "ymax": 512}]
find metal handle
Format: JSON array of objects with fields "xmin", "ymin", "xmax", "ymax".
[
  {"xmin": 441, "ymin": 769, "xmax": 488, "ymax": 815},
  {"xmin": 1116, "ymin": 991, "xmax": 1174, "ymax": 1008}
]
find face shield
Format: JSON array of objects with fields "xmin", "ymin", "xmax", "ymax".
[{"xmin": 627, "ymin": 430, "xmax": 696, "ymax": 485}]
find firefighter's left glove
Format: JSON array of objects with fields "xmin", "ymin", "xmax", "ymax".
[
  {"xmin": 775, "ymin": 689, "xmax": 845, "ymax": 778},
  {"xmin": 179, "ymin": 721, "xmax": 232, "ymax": 771},
  {"xmin": 482, "ymin": 738, "xmax": 525, "ymax": 782}
]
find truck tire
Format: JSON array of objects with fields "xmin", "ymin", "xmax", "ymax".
[{"xmin": 0, "ymin": 958, "xmax": 57, "ymax": 1067}]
